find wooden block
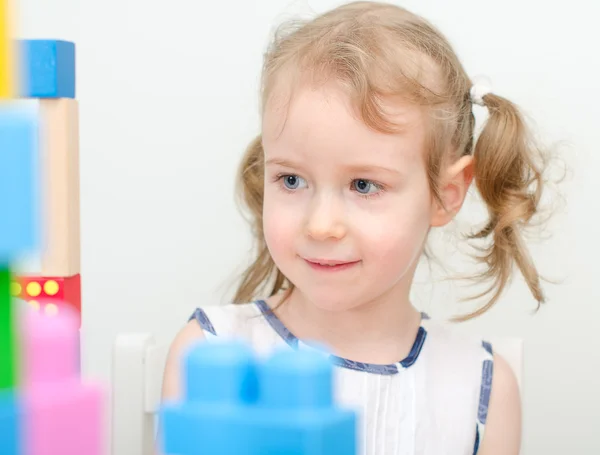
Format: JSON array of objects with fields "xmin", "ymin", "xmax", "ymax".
[
  {"xmin": 40, "ymin": 98, "xmax": 81, "ymax": 276},
  {"xmin": 18, "ymin": 40, "xmax": 76, "ymax": 98}
]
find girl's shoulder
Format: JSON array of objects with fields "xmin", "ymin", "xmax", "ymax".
[
  {"xmin": 188, "ymin": 301, "xmax": 261, "ymax": 336},
  {"xmin": 417, "ymin": 316, "xmax": 497, "ymax": 451},
  {"xmin": 188, "ymin": 300, "xmax": 290, "ymax": 355},
  {"xmin": 419, "ymin": 315, "xmax": 494, "ymax": 369}
]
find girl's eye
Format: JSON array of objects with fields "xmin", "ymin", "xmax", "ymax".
[
  {"xmin": 282, "ymin": 174, "xmax": 306, "ymax": 190},
  {"xmin": 352, "ymin": 179, "xmax": 379, "ymax": 194}
]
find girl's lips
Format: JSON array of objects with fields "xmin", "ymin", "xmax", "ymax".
[{"xmin": 304, "ymin": 259, "xmax": 361, "ymax": 271}]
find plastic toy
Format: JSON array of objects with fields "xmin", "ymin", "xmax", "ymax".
[
  {"xmin": 0, "ymin": 15, "xmax": 37, "ymax": 450},
  {"xmin": 0, "ymin": 5, "xmax": 105, "ymax": 453},
  {"xmin": 18, "ymin": 40, "xmax": 75, "ymax": 98},
  {"xmin": 0, "ymin": 0, "xmax": 16, "ymax": 98},
  {"xmin": 0, "ymin": 103, "xmax": 40, "ymax": 262},
  {"xmin": 0, "ymin": 386, "xmax": 20, "ymax": 455},
  {"xmin": 21, "ymin": 305, "xmax": 105, "ymax": 455},
  {"xmin": 0, "ymin": 269, "xmax": 17, "ymax": 390},
  {"xmin": 0, "ymin": 305, "xmax": 106, "ymax": 455},
  {"xmin": 0, "ymin": 103, "xmax": 39, "ymax": 390},
  {"xmin": 160, "ymin": 341, "xmax": 357, "ymax": 455}
]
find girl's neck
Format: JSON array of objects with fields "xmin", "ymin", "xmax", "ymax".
[{"xmin": 270, "ymin": 285, "xmax": 422, "ymax": 365}]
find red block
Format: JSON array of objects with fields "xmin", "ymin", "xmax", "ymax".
[{"xmin": 11, "ymin": 274, "xmax": 81, "ymax": 326}]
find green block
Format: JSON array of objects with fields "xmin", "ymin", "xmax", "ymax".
[{"xmin": 0, "ymin": 267, "xmax": 16, "ymax": 390}]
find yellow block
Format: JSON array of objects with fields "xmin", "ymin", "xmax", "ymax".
[{"xmin": 0, "ymin": 0, "xmax": 15, "ymax": 98}]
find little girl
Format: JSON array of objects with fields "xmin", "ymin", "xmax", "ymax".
[{"xmin": 162, "ymin": 2, "xmax": 548, "ymax": 454}]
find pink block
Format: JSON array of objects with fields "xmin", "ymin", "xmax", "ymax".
[
  {"xmin": 21, "ymin": 299, "xmax": 78, "ymax": 386},
  {"xmin": 20, "ymin": 305, "xmax": 106, "ymax": 455}
]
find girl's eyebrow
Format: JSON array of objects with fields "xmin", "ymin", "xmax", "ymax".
[
  {"xmin": 264, "ymin": 157, "xmax": 299, "ymax": 168},
  {"xmin": 342, "ymin": 163, "xmax": 403, "ymax": 177},
  {"xmin": 265, "ymin": 157, "xmax": 402, "ymax": 177}
]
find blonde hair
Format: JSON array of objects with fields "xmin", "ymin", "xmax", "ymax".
[{"xmin": 233, "ymin": 1, "xmax": 548, "ymax": 320}]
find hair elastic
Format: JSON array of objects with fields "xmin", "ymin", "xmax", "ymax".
[{"xmin": 469, "ymin": 75, "xmax": 493, "ymax": 106}]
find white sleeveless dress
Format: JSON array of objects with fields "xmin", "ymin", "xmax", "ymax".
[{"xmin": 189, "ymin": 301, "xmax": 493, "ymax": 455}]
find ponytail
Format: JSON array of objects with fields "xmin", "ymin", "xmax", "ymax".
[
  {"xmin": 458, "ymin": 93, "xmax": 547, "ymax": 320},
  {"xmin": 233, "ymin": 135, "xmax": 290, "ymax": 304}
]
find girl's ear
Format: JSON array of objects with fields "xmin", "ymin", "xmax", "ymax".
[{"xmin": 430, "ymin": 155, "xmax": 474, "ymax": 227}]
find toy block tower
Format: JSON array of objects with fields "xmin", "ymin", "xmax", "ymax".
[
  {"xmin": 9, "ymin": 39, "xmax": 82, "ymax": 326},
  {"xmin": 160, "ymin": 342, "xmax": 357, "ymax": 455},
  {"xmin": 0, "ymin": 95, "xmax": 40, "ymax": 455},
  {"xmin": 19, "ymin": 305, "xmax": 106, "ymax": 455},
  {"xmin": 0, "ymin": 7, "xmax": 105, "ymax": 454},
  {"xmin": 1, "ymin": 3, "xmax": 39, "ymax": 451}
]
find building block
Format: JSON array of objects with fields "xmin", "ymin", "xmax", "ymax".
[
  {"xmin": 0, "ymin": 102, "xmax": 40, "ymax": 261},
  {"xmin": 39, "ymin": 98, "xmax": 81, "ymax": 276},
  {"xmin": 10, "ymin": 274, "xmax": 81, "ymax": 325},
  {"xmin": 18, "ymin": 40, "xmax": 75, "ymax": 99},
  {"xmin": 20, "ymin": 305, "xmax": 105, "ymax": 455},
  {"xmin": 0, "ymin": 0, "xmax": 16, "ymax": 98},
  {"xmin": 0, "ymin": 268, "xmax": 17, "ymax": 390},
  {"xmin": 160, "ymin": 341, "xmax": 357, "ymax": 455},
  {"xmin": 0, "ymin": 390, "xmax": 20, "ymax": 455}
]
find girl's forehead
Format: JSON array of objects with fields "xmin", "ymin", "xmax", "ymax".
[{"xmin": 262, "ymin": 84, "xmax": 427, "ymax": 163}]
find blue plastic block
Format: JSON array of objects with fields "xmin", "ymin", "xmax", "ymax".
[
  {"xmin": 0, "ymin": 391, "xmax": 21, "ymax": 455},
  {"xmin": 247, "ymin": 349, "xmax": 356, "ymax": 454},
  {"xmin": 19, "ymin": 40, "xmax": 76, "ymax": 98},
  {"xmin": 159, "ymin": 341, "xmax": 356, "ymax": 455},
  {"xmin": 160, "ymin": 341, "xmax": 259, "ymax": 454},
  {"xmin": 184, "ymin": 339, "xmax": 258, "ymax": 405},
  {"xmin": 0, "ymin": 102, "xmax": 40, "ymax": 262}
]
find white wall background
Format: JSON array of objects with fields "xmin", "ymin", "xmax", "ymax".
[{"xmin": 14, "ymin": 0, "xmax": 599, "ymax": 453}]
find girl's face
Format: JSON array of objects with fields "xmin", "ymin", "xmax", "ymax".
[{"xmin": 261, "ymin": 84, "xmax": 435, "ymax": 312}]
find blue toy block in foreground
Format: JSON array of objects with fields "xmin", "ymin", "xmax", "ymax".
[
  {"xmin": 160, "ymin": 341, "xmax": 357, "ymax": 455},
  {"xmin": 0, "ymin": 391, "xmax": 20, "ymax": 455},
  {"xmin": 19, "ymin": 40, "xmax": 75, "ymax": 98},
  {"xmin": 0, "ymin": 102, "xmax": 40, "ymax": 262}
]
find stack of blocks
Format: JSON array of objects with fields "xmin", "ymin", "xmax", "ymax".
[
  {"xmin": 160, "ymin": 341, "xmax": 357, "ymax": 454},
  {"xmin": 9, "ymin": 37, "xmax": 82, "ymax": 327},
  {"xmin": 1, "ymin": 1, "xmax": 358, "ymax": 453},
  {"xmin": 0, "ymin": 2, "xmax": 105, "ymax": 454}
]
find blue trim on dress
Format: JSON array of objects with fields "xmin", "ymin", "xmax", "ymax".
[
  {"xmin": 473, "ymin": 425, "xmax": 480, "ymax": 455},
  {"xmin": 400, "ymin": 326, "xmax": 427, "ymax": 368},
  {"xmin": 254, "ymin": 299, "xmax": 298, "ymax": 348},
  {"xmin": 473, "ymin": 342, "xmax": 495, "ymax": 454},
  {"xmin": 189, "ymin": 308, "xmax": 217, "ymax": 336},
  {"xmin": 329, "ymin": 356, "xmax": 400, "ymax": 375},
  {"xmin": 254, "ymin": 299, "xmax": 427, "ymax": 375},
  {"xmin": 478, "ymin": 359, "xmax": 494, "ymax": 424},
  {"xmin": 482, "ymin": 340, "xmax": 493, "ymax": 355}
]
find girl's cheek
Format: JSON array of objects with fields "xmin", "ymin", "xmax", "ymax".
[
  {"xmin": 263, "ymin": 192, "xmax": 303, "ymax": 242},
  {"xmin": 263, "ymin": 211, "xmax": 296, "ymax": 262}
]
